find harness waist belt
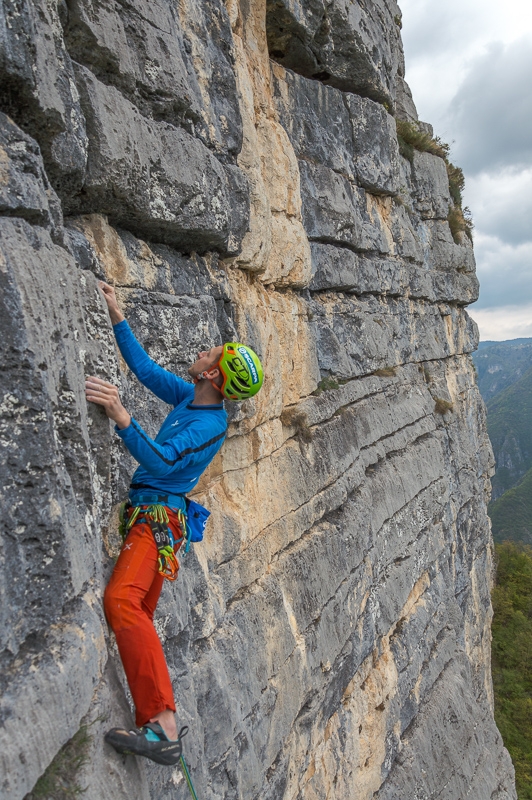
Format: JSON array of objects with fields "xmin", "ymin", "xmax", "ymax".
[{"xmin": 128, "ymin": 492, "xmax": 187, "ymax": 513}]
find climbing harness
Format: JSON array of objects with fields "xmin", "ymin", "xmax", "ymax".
[
  {"xmin": 119, "ymin": 499, "xmax": 185, "ymax": 581},
  {"xmin": 118, "ymin": 492, "xmax": 212, "ymax": 575}
]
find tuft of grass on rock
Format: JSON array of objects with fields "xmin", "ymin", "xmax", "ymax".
[
  {"xmin": 395, "ymin": 120, "xmax": 448, "ymax": 163},
  {"xmin": 280, "ymin": 408, "xmax": 313, "ymax": 443},
  {"xmin": 448, "ymin": 205, "xmax": 474, "ymax": 244},
  {"xmin": 419, "ymin": 364, "xmax": 432, "ymax": 384},
  {"xmin": 447, "ymin": 162, "xmax": 465, "ymax": 206},
  {"xmin": 434, "ymin": 397, "xmax": 454, "ymax": 415},
  {"xmin": 373, "ymin": 366, "xmax": 397, "ymax": 377},
  {"xmin": 312, "ymin": 377, "xmax": 340, "ymax": 396},
  {"xmin": 26, "ymin": 724, "xmax": 92, "ymax": 800},
  {"xmin": 395, "ymin": 120, "xmax": 474, "ymax": 244}
]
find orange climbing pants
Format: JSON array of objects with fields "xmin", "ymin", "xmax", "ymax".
[{"xmin": 104, "ymin": 509, "xmax": 183, "ymax": 727}]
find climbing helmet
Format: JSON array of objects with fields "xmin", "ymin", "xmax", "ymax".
[{"xmin": 216, "ymin": 342, "xmax": 263, "ymax": 401}]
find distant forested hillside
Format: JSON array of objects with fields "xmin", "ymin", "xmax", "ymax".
[
  {"xmin": 472, "ymin": 340, "xmax": 532, "ymax": 514},
  {"xmin": 492, "ymin": 541, "xmax": 532, "ymax": 798},
  {"xmin": 491, "ymin": 468, "xmax": 532, "ymax": 544},
  {"xmin": 474, "ymin": 339, "xmax": 532, "ymax": 402},
  {"xmin": 486, "ymin": 366, "xmax": 532, "ymax": 500}
]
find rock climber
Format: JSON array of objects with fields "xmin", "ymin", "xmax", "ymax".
[{"xmin": 85, "ymin": 282, "xmax": 263, "ymax": 766}]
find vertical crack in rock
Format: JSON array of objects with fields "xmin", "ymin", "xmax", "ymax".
[{"xmin": 0, "ymin": 1, "xmax": 516, "ymax": 799}]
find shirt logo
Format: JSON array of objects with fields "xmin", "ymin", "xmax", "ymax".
[{"xmin": 170, "ymin": 420, "xmax": 179, "ymax": 427}]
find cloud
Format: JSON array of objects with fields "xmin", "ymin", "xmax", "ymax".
[
  {"xmin": 471, "ymin": 233, "xmax": 532, "ymax": 309},
  {"xmin": 399, "ymin": 0, "xmax": 532, "ymax": 140},
  {"xmin": 400, "ymin": 0, "xmax": 532, "ymax": 68},
  {"xmin": 399, "ymin": 1, "xmax": 532, "ymax": 339},
  {"xmin": 465, "ymin": 168, "xmax": 532, "ymax": 246},
  {"xmin": 450, "ymin": 38, "xmax": 532, "ymax": 309},
  {"xmin": 468, "ymin": 303, "xmax": 532, "ymax": 341},
  {"xmin": 449, "ymin": 38, "xmax": 532, "ymax": 175},
  {"xmin": 399, "ymin": 0, "xmax": 483, "ymax": 61}
]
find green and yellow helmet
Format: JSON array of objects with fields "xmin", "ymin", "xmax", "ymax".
[{"xmin": 216, "ymin": 343, "xmax": 263, "ymax": 401}]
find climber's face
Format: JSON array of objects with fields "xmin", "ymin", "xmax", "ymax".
[{"xmin": 188, "ymin": 346, "xmax": 223, "ymax": 379}]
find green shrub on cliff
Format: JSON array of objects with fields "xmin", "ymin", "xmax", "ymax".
[
  {"xmin": 395, "ymin": 119, "xmax": 449, "ymax": 161},
  {"xmin": 492, "ymin": 541, "xmax": 532, "ymax": 797},
  {"xmin": 395, "ymin": 119, "xmax": 474, "ymax": 243},
  {"xmin": 448, "ymin": 204, "xmax": 474, "ymax": 243},
  {"xmin": 446, "ymin": 162, "xmax": 465, "ymax": 206}
]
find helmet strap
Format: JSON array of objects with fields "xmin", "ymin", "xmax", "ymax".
[
  {"xmin": 193, "ymin": 366, "xmax": 225, "ymax": 396},
  {"xmin": 208, "ymin": 359, "xmax": 225, "ymax": 396},
  {"xmin": 210, "ymin": 381, "xmax": 225, "ymax": 396}
]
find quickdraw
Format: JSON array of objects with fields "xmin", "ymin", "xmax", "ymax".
[{"xmin": 118, "ymin": 500, "xmax": 186, "ymax": 582}]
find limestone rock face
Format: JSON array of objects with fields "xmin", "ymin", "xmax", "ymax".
[
  {"xmin": 266, "ymin": 0, "xmax": 404, "ymax": 106},
  {"xmin": 70, "ymin": 64, "xmax": 249, "ymax": 254},
  {"xmin": 0, "ymin": 1, "xmax": 515, "ymax": 800}
]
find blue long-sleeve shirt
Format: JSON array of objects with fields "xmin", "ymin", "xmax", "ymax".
[{"xmin": 113, "ymin": 320, "xmax": 227, "ymax": 496}]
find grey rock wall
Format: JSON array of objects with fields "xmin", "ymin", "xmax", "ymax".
[
  {"xmin": 0, "ymin": 1, "xmax": 515, "ymax": 799},
  {"xmin": 266, "ymin": 0, "xmax": 403, "ymax": 106}
]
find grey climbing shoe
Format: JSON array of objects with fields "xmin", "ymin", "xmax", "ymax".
[{"xmin": 105, "ymin": 722, "xmax": 187, "ymax": 766}]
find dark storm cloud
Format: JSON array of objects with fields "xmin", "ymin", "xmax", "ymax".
[{"xmin": 449, "ymin": 39, "xmax": 532, "ymax": 175}]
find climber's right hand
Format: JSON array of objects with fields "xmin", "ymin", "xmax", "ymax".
[
  {"xmin": 85, "ymin": 376, "xmax": 131, "ymax": 429},
  {"xmin": 98, "ymin": 281, "xmax": 125, "ymax": 325}
]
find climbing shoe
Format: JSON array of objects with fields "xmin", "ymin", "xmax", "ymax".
[{"xmin": 104, "ymin": 722, "xmax": 187, "ymax": 766}]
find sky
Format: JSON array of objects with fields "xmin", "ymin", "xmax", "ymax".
[{"xmin": 399, "ymin": 0, "xmax": 532, "ymax": 341}]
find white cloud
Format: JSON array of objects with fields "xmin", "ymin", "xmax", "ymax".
[
  {"xmin": 449, "ymin": 39, "xmax": 532, "ymax": 174},
  {"xmin": 465, "ymin": 168, "xmax": 532, "ymax": 246},
  {"xmin": 468, "ymin": 303, "xmax": 532, "ymax": 341},
  {"xmin": 400, "ymin": 0, "xmax": 532, "ymax": 138},
  {"xmin": 399, "ymin": 0, "xmax": 532, "ymax": 334},
  {"xmin": 400, "ymin": 0, "xmax": 532, "ymax": 58},
  {"xmin": 472, "ymin": 233, "xmax": 532, "ymax": 308}
]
